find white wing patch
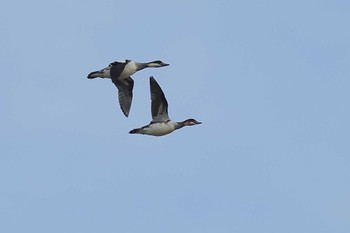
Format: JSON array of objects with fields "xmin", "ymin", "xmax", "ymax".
[{"xmin": 116, "ymin": 59, "xmax": 127, "ymax": 63}]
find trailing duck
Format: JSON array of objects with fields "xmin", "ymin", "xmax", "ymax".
[{"xmin": 87, "ymin": 59, "xmax": 169, "ymax": 117}]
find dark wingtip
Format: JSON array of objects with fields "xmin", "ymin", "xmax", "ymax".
[
  {"xmin": 150, "ymin": 76, "xmax": 157, "ymax": 84},
  {"xmin": 121, "ymin": 110, "xmax": 129, "ymax": 118},
  {"xmin": 120, "ymin": 104, "xmax": 131, "ymax": 117}
]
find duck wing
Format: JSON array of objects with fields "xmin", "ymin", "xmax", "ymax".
[
  {"xmin": 150, "ymin": 76, "xmax": 170, "ymax": 122},
  {"xmin": 110, "ymin": 61, "xmax": 128, "ymax": 79},
  {"xmin": 112, "ymin": 77, "xmax": 134, "ymax": 117}
]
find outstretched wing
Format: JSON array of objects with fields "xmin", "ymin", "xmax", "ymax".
[
  {"xmin": 112, "ymin": 77, "xmax": 134, "ymax": 117},
  {"xmin": 150, "ymin": 76, "xmax": 170, "ymax": 122},
  {"xmin": 110, "ymin": 61, "xmax": 128, "ymax": 79}
]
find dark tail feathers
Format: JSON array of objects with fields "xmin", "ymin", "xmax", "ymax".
[{"xmin": 129, "ymin": 128, "xmax": 141, "ymax": 134}]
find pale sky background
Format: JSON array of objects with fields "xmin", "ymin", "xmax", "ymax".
[{"xmin": 1, "ymin": 0, "xmax": 350, "ymax": 232}]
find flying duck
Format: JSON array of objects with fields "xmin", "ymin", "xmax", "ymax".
[
  {"xmin": 129, "ymin": 76, "xmax": 201, "ymax": 136},
  {"xmin": 87, "ymin": 59, "xmax": 169, "ymax": 117}
]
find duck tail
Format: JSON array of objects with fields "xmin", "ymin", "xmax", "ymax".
[
  {"xmin": 87, "ymin": 71, "xmax": 102, "ymax": 79},
  {"xmin": 129, "ymin": 128, "xmax": 141, "ymax": 134}
]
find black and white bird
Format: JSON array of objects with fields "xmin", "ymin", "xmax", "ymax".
[
  {"xmin": 129, "ymin": 76, "xmax": 201, "ymax": 136},
  {"xmin": 87, "ymin": 59, "xmax": 169, "ymax": 117}
]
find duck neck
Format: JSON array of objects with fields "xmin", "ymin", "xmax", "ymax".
[
  {"xmin": 174, "ymin": 121, "xmax": 186, "ymax": 130},
  {"xmin": 134, "ymin": 62, "xmax": 147, "ymax": 71}
]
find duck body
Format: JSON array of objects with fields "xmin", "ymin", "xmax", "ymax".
[
  {"xmin": 129, "ymin": 121, "xmax": 177, "ymax": 136},
  {"xmin": 87, "ymin": 60, "xmax": 169, "ymax": 117},
  {"xmin": 129, "ymin": 76, "xmax": 201, "ymax": 137},
  {"xmin": 108, "ymin": 60, "xmax": 138, "ymax": 81}
]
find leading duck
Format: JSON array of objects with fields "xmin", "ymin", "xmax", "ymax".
[
  {"xmin": 129, "ymin": 76, "xmax": 201, "ymax": 136},
  {"xmin": 87, "ymin": 59, "xmax": 169, "ymax": 117}
]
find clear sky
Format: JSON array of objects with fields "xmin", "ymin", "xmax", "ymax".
[{"xmin": 1, "ymin": 0, "xmax": 350, "ymax": 232}]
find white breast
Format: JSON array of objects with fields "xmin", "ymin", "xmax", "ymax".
[
  {"xmin": 143, "ymin": 122, "xmax": 175, "ymax": 136},
  {"xmin": 120, "ymin": 61, "xmax": 138, "ymax": 79}
]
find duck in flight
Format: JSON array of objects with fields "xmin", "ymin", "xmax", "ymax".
[
  {"xmin": 129, "ymin": 76, "xmax": 201, "ymax": 136},
  {"xmin": 87, "ymin": 59, "xmax": 169, "ymax": 117}
]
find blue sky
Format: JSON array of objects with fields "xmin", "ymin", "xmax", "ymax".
[{"xmin": 1, "ymin": 0, "xmax": 350, "ymax": 232}]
